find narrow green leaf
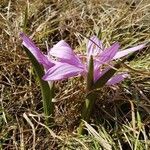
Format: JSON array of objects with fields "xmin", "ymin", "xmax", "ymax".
[
  {"xmin": 78, "ymin": 92, "xmax": 97, "ymax": 135},
  {"xmin": 23, "ymin": 3, "xmax": 29, "ymax": 33},
  {"xmin": 137, "ymin": 111, "xmax": 142, "ymax": 128},
  {"xmin": 23, "ymin": 47, "xmax": 54, "ymax": 125},
  {"xmin": 87, "ymin": 55, "xmax": 94, "ymax": 91},
  {"xmin": 78, "ymin": 55, "xmax": 95, "ymax": 134}
]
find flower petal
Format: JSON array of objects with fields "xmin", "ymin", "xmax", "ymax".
[
  {"xmin": 93, "ymin": 43, "xmax": 120, "ymax": 75},
  {"xmin": 99, "ymin": 42, "xmax": 120, "ymax": 62},
  {"xmin": 49, "ymin": 40, "xmax": 83, "ymax": 67},
  {"xmin": 42, "ymin": 63, "xmax": 85, "ymax": 81},
  {"xmin": 87, "ymin": 36, "xmax": 103, "ymax": 57},
  {"xmin": 93, "ymin": 68, "xmax": 102, "ymax": 82},
  {"xmin": 20, "ymin": 32, "xmax": 54, "ymax": 69},
  {"xmin": 106, "ymin": 73, "xmax": 129, "ymax": 85},
  {"xmin": 113, "ymin": 44, "xmax": 146, "ymax": 60}
]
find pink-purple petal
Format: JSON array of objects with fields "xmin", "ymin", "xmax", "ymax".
[
  {"xmin": 106, "ymin": 73, "xmax": 129, "ymax": 85},
  {"xmin": 93, "ymin": 68, "xmax": 101, "ymax": 82},
  {"xmin": 42, "ymin": 63, "xmax": 85, "ymax": 81},
  {"xmin": 93, "ymin": 43, "xmax": 120, "ymax": 75},
  {"xmin": 50, "ymin": 40, "xmax": 73, "ymax": 58},
  {"xmin": 53, "ymin": 40, "xmax": 71, "ymax": 48},
  {"xmin": 49, "ymin": 40, "xmax": 83, "ymax": 67},
  {"xmin": 93, "ymin": 66, "xmax": 110, "ymax": 82},
  {"xmin": 113, "ymin": 44, "xmax": 146, "ymax": 60},
  {"xmin": 50, "ymin": 46, "xmax": 74, "ymax": 59},
  {"xmin": 20, "ymin": 32, "xmax": 54, "ymax": 69},
  {"xmin": 87, "ymin": 36, "xmax": 103, "ymax": 57},
  {"xmin": 99, "ymin": 42, "xmax": 120, "ymax": 63}
]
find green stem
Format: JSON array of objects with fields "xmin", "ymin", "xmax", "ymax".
[
  {"xmin": 41, "ymin": 81, "xmax": 54, "ymax": 125},
  {"xmin": 78, "ymin": 93, "xmax": 97, "ymax": 134},
  {"xmin": 78, "ymin": 56, "xmax": 96, "ymax": 134},
  {"xmin": 23, "ymin": 47, "xmax": 54, "ymax": 126}
]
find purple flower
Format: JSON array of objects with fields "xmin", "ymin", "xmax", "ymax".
[
  {"xmin": 20, "ymin": 32, "xmax": 55, "ymax": 70},
  {"xmin": 20, "ymin": 33, "xmax": 145, "ymax": 85},
  {"xmin": 43, "ymin": 36, "xmax": 145, "ymax": 85}
]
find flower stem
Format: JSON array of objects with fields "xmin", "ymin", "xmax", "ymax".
[
  {"xmin": 78, "ymin": 55, "xmax": 96, "ymax": 134},
  {"xmin": 23, "ymin": 47, "xmax": 54, "ymax": 126},
  {"xmin": 78, "ymin": 93, "xmax": 97, "ymax": 134},
  {"xmin": 41, "ymin": 81, "xmax": 54, "ymax": 126}
]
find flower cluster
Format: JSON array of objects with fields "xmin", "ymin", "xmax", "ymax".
[{"xmin": 20, "ymin": 33, "xmax": 145, "ymax": 85}]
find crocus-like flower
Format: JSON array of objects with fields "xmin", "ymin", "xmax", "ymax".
[
  {"xmin": 42, "ymin": 36, "xmax": 145, "ymax": 85},
  {"xmin": 20, "ymin": 33, "xmax": 145, "ymax": 85},
  {"xmin": 20, "ymin": 32, "xmax": 55, "ymax": 70}
]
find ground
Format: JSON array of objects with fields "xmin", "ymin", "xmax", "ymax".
[{"xmin": 0, "ymin": 0, "xmax": 150, "ymax": 149}]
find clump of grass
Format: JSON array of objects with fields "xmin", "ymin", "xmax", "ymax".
[{"xmin": 1, "ymin": 0, "xmax": 150, "ymax": 149}]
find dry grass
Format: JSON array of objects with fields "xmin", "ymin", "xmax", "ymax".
[{"xmin": 0, "ymin": 0, "xmax": 150, "ymax": 149}]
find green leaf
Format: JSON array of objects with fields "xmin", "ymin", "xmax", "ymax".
[
  {"xmin": 23, "ymin": 3, "xmax": 29, "ymax": 33},
  {"xmin": 78, "ymin": 56, "xmax": 95, "ymax": 134},
  {"xmin": 87, "ymin": 55, "xmax": 94, "ymax": 91},
  {"xmin": 23, "ymin": 47, "xmax": 54, "ymax": 125}
]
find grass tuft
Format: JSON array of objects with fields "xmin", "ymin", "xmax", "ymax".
[{"xmin": 1, "ymin": 0, "xmax": 150, "ymax": 149}]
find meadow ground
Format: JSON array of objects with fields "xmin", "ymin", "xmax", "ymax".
[{"xmin": 0, "ymin": 0, "xmax": 150, "ymax": 149}]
